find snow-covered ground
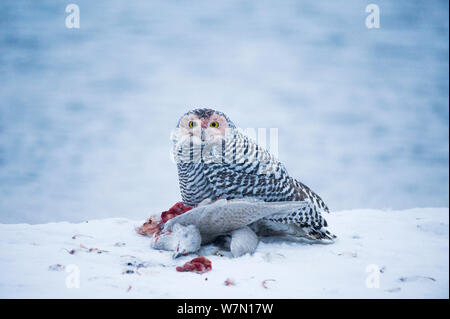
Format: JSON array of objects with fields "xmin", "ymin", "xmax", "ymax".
[{"xmin": 0, "ymin": 208, "xmax": 447, "ymax": 299}]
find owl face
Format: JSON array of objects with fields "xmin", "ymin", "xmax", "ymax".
[{"xmin": 175, "ymin": 108, "xmax": 235, "ymax": 145}]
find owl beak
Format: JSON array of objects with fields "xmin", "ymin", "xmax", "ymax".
[{"xmin": 200, "ymin": 129, "xmax": 206, "ymax": 142}]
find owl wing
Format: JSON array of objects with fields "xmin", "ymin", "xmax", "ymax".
[
  {"xmin": 201, "ymin": 133, "xmax": 333, "ymax": 239},
  {"xmin": 202, "ymin": 132, "xmax": 329, "ymax": 212}
]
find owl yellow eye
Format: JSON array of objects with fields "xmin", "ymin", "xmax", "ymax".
[
  {"xmin": 209, "ymin": 121, "xmax": 219, "ymax": 128},
  {"xmin": 188, "ymin": 121, "xmax": 197, "ymax": 128}
]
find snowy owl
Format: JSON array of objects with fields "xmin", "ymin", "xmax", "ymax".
[{"xmin": 171, "ymin": 108, "xmax": 335, "ymax": 240}]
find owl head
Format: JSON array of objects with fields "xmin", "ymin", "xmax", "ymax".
[{"xmin": 174, "ymin": 108, "xmax": 236, "ymax": 145}]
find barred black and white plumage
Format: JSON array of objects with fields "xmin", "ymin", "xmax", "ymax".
[{"xmin": 171, "ymin": 108, "xmax": 336, "ymax": 241}]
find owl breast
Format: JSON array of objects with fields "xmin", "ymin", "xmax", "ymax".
[{"xmin": 177, "ymin": 162, "xmax": 215, "ymax": 206}]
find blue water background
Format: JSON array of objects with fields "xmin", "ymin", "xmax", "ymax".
[{"xmin": 0, "ymin": 0, "xmax": 448, "ymax": 223}]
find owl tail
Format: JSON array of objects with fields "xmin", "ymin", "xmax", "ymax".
[
  {"xmin": 277, "ymin": 225, "xmax": 337, "ymax": 243},
  {"xmin": 252, "ymin": 218, "xmax": 337, "ymax": 243},
  {"xmin": 301, "ymin": 226, "xmax": 337, "ymax": 242}
]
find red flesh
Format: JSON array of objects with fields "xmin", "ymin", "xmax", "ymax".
[
  {"xmin": 136, "ymin": 202, "xmax": 193, "ymax": 236},
  {"xmin": 176, "ymin": 256, "xmax": 212, "ymax": 274}
]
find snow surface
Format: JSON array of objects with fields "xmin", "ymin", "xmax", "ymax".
[{"xmin": 0, "ymin": 208, "xmax": 448, "ymax": 298}]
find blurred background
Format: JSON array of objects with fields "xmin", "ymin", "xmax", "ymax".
[{"xmin": 0, "ymin": 0, "xmax": 448, "ymax": 224}]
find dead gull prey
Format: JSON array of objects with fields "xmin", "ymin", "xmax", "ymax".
[{"xmin": 151, "ymin": 198, "xmax": 314, "ymax": 258}]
